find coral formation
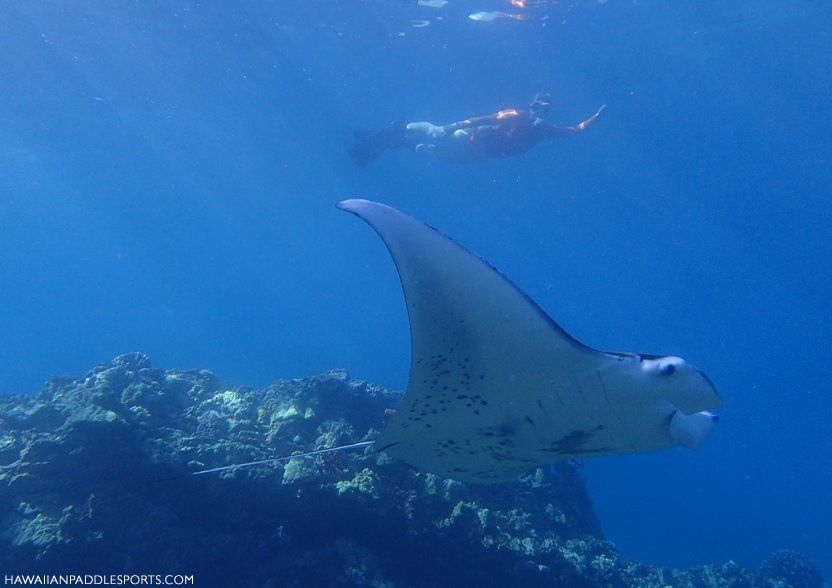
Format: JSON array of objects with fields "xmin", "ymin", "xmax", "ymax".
[{"xmin": 0, "ymin": 354, "xmax": 823, "ymax": 587}]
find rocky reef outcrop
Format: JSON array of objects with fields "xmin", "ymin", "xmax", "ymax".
[{"xmin": 0, "ymin": 354, "xmax": 824, "ymax": 587}]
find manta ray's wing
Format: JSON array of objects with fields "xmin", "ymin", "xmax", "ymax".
[{"xmin": 338, "ymin": 199, "xmax": 721, "ymax": 483}]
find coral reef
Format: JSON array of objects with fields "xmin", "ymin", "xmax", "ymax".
[
  {"xmin": 756, "ymin": 551, "xmax": 824, "ymax": 588},
  {"xmin": 0, "ymin": 354, "xmax": 824, "ymax": 587}
]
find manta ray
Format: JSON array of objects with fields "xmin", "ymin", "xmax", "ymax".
[{"xmin": 196, "ymin": 199, "xmax": 721, "ymax": 484}]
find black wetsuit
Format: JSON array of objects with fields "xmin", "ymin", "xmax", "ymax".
[{"xmin": 460, "ymin": 111, "xmax": 552, "ymax": 160}]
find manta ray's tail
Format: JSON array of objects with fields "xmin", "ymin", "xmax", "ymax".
[{"xmin": 191, "ymin": 440, "xmax": 376, "ymax": 476}]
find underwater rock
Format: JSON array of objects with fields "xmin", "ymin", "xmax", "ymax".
[
  {"xmin": 756, "ymin": 551, "xmax": 824, "ymax": 588},
  {"xmin": 0, "ymin": 354, "xmax": 823, "ymax": 587}
]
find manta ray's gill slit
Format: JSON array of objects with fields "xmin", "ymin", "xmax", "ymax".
[
  {"xmin": 596, "ymin": 371, "xmax": 624, "ymax": 424},
  {"xmin": 544, "ymin": 430, "xmax": 598, "ymax": 455},
  {"xmin": 573, "ymin": 379, "xmax": 588, "ymax": 404}
]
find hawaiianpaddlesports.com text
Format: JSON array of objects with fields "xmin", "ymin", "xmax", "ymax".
[{"xmin": 3, "ymin": 575, "xmax": 194, "ymax": 586}]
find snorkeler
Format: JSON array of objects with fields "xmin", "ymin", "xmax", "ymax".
[{"xmin": 348, "ymin": 93, "xmax": 605, "ymax": 166}]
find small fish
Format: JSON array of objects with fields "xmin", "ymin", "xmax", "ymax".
[
  {"xmin": 508, "ymin": 0, "xmax": 552, "ymax": 7},
  {"xmin": 468, "ymin": 11, "xmax": 525, "ymax": 22},
  {"xmin": 417, "ymin": 0, "xmax": 448, "ymax": 7},
  {"xmin": 411, "ymin": 19, "xmax": 431, "ymax": 28}
]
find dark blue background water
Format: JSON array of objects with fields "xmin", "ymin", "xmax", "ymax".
[{"xmin": 1, "ymin": 0, "xmax": 829, "ymax": 576}]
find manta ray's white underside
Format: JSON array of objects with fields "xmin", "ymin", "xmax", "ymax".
[{"xmin": 338, "ymin": 199, "xmax": 721, "ymax": 484}]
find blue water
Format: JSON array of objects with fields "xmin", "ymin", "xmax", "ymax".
[{"xmin": 1, "ymin": 0, "xmax": 829, "ymax": 576}]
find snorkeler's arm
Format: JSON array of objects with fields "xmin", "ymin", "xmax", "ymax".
[
  {"xmin": 546, "ymin": 104, "xmax": 606, "ymax": 136},
  {"xmin": 443, "ymin": 110, "xmax": 519, "ymax": 134}
]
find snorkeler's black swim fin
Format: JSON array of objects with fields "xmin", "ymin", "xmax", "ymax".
[{"xmin": 348, "ymin": 121, "xmax": 409, "ymax": 167}]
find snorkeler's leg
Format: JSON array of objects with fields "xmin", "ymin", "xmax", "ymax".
[
  {"xmin": 406, "ymin": 122, "xmax": 445, "ymax": 139},
  {"xmin": 426, "ymin": 129, "xmax": 481, "ymax": 164}
]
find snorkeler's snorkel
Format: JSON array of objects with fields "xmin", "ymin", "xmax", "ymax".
[{"xmin": 530, "ymin": 92, "xmax": 553, "ymax": 125}]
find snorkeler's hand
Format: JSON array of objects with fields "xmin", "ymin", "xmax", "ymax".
[{"xmin": 561, "ymin": 105, "xmax": 607, "ymax": 134}]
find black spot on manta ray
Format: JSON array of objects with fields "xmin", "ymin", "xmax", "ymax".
[{"xmin": 497, "ymin": 422, "xmax": 517, "ymax": 436}]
